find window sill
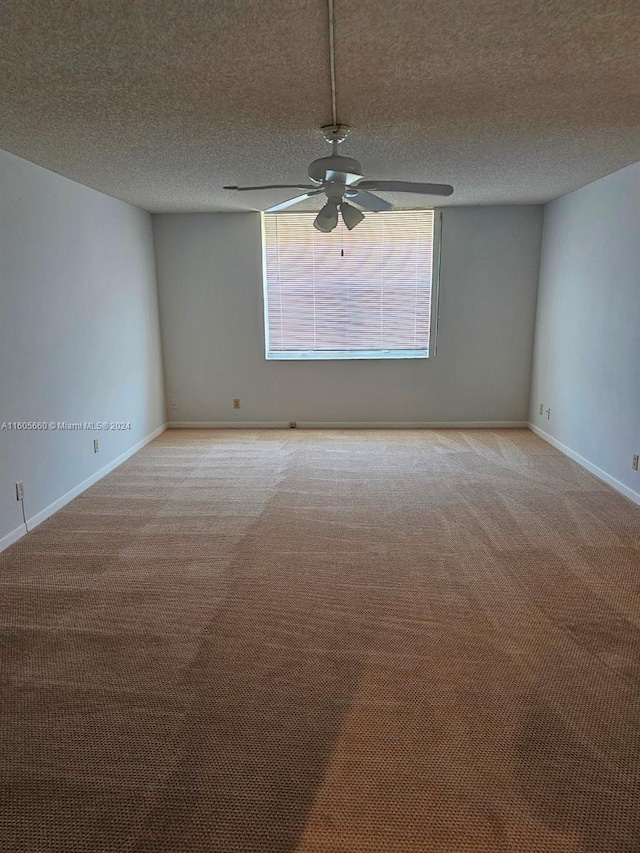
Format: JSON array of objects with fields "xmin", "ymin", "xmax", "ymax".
[{"xmin": 266, "ymin": 349, "xmax": 429, "ymax": 361}]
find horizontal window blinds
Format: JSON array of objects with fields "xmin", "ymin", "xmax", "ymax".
[{"xmin": 263, "ymin": 210, "xmax": 434, "ymax": 360}]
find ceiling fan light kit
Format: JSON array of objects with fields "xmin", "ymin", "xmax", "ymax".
[
  {"xmin": 339, "ymin": 201, "xmax": 365, "ymax": 231},
  {"xmin": 223, "ymin": 3, "xmax": 453, "ymax": 230},
  {"xmin": 313, "ymin": 201, "xmax": 339, "ymax": 233}
]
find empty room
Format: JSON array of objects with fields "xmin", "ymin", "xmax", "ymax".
[{"xmin": 1, "ymin": 1, "xmax": 639, "ymax": 851}]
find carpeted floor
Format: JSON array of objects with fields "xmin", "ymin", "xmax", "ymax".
[{"xmin": 1, "ymin": 428, "xmax": 639, "ymax": 852}]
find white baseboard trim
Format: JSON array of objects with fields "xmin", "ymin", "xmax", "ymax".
[
  {"xmin": 0, "ymin": 522, "xmax": 28, "ymax": 553},
  {"xmin": 169, "ymin": 421, "xmax": 290, "ymax": 429},
  {"xmin": 168, "ymin": 420, "xmax": 529, "ymax": 430},
  {"xmin": 528, "ymin": 423, "xmax": 640, "ymax": 506},
  {"xmin": 22, "ymin": 423, "xmax": 168, "ymax": 535}
]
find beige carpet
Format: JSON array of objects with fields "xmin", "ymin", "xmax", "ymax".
[{"xmin": 1, "ymin": 428, "xmax": 639, "ymax": 852}]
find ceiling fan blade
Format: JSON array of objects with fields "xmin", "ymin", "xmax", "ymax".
[
  {"xmin": 324, "ymin": 170, "xmax": 362, "ymax": 186},
  {"xmin": 265, "ymin": 191, "xmax": 324, "ymax": 212},
  {"xmin": 224, "ymin": 184, "xmax": 319, "ymax": 192},
  {"xmin": 344, "ymin": 189, "xmax": 393, "ymax": 212},
  {"xmin": 356, "ymin": 181, "xmax": 454, "ymax": 196}
]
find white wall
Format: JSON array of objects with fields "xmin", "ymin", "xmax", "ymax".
[
  {"xmin": 0, "ymin": 149, "xmax": 166, "ymax": 548},
  {"xmin": 154, "ymin": 206, "xmax": 543, "ymax": 427},
  {"xmin": 529, "ymin": 161, "xmax": 640, "ymax": 503}
]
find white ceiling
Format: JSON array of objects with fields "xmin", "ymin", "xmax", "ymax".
[{"xmin": 1, "ymin": 0, "xmax": 640, "ymax": 213}]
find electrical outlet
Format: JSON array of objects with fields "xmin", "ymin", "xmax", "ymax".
[
  {"xmin": 538, "ymin": 403, "xmax": 544, "ymax": 415},
  {"xmin": 633, "ymin": 454, "xmax": 639, "ymax": 471},
  {"xmin": 233, "ymin": 398, "xmax": 241, "ymax": 409},
  {"xmin": 15, "ymin": 481, "xmax": 24, "ymax": 501},
  {"xmin": 171, "ymin": 399, "xmax": 177, "ymax": 410},
  {"xmin": 93, "ymin": 439, "xmax": 100, "ymax": 453}
]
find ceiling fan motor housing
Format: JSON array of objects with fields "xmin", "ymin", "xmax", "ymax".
[
  {"xmin": 323, "ymin": 180, "xmax": 347, "ymax": 201},
  {"xmin": 308, "ymin": 154, "xmax": 363, "ymax": 186}
]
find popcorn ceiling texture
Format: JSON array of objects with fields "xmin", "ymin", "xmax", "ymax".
[{"xmin": 1, "ymin": 0, "xmax": 640, "ymax": 212}]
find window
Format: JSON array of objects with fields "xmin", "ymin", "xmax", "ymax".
[{"xmin": 262, "ymin": 210, "xmax": 437, "ymax": 360}]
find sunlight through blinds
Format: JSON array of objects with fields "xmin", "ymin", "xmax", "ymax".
[{"xmin": 263, "ymin": 210, "xmax": 434, "ymax": 360}]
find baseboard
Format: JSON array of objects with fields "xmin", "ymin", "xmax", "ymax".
[
  {"xmin": 23, "ymin": 423, "xmax": 168, "ymax": 534},
  {"xmin": 169, "ymin": 421, "xmax": 290, "ymax": 429},
  {"xmin": 528, "ymin": 423, "xmax": 640, "ymax": 506},
  {"xmin": 168, "ymin": 420, "xmax": 529, "ymax": 429},
  {"xmin": 0, "ymin": 522, "xmax": 29, "ymax": 553}
]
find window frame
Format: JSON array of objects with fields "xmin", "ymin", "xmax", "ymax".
[{"xmin": 261, "ymin": 209, "xmax": 442, "ymax": 362}]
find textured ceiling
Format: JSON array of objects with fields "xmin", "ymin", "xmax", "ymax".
[{"xmin": 1, "ymin": 0, "xmax": 640, "ymax": 212}]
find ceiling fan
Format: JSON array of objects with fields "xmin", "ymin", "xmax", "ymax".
[
  {"xmin": 224, "ymin": 124, "xmax": 453, "ymax": 232},
  {"xmin": 223, "ymin": 0, "xmax": 453, "ymax": 232}
]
